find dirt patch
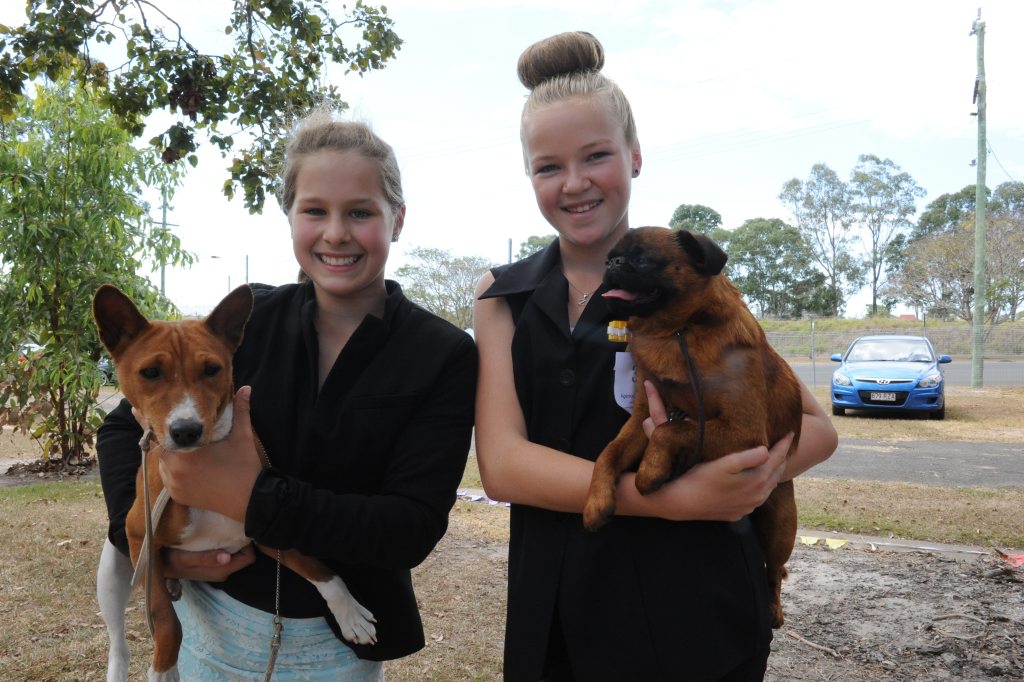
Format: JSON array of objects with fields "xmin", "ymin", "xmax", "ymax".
[
  {"xmin": 0, "ymin": 427, "xmax": 98, "ymax": 488},
  {"xmin": 391, "ymin": 500, "xmax": 1024, "ymax": 680},
  {"xmin": 766, "ymin": 542, "xmax": 1023, "ymax": 680}
]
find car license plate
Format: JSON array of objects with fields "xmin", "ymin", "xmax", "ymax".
[{"xmin": 871, "ymin": 392, "xmax": 897, "ymax": 402}]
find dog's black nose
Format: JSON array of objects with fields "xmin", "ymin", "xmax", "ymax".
[{"xmin": 169, "ymin": 419, "xmax": 203, "ymax": 448}]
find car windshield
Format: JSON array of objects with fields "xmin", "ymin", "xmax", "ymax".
[{"xmin": 847, "ymin": 339, "xmax": 933, "ymax": 363}]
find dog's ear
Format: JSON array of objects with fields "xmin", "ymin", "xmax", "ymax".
[
  {"xmin": 92, "ymin": 285, "xmax": 152, "ymax": 357},
  {"xmin": 674, "ymin": 229, "xmax": 728, "ymax": 276},
  {"xmin": 205, "ymin": 284, "xmax": 254, "ymax": 350}
]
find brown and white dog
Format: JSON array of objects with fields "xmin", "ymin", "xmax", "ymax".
[
  {"xmin": 93, "ymin": 284, "xmax": 376, "ymax": 682},
  {"xmin": 582, "ymin": 227, "xmax": 801, "ymax": 628}
]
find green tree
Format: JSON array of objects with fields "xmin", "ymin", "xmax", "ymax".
[
  {"xmin": 897, "ymin": 181, "xmax": 1024, "ymax": 322},
  {"xmin": 0, "ymin": 0, "xmax": 401, "ymax": 212},
  {"xmin": 884, "ymin": 219, "xmax": 1014, "ymax": 326},
  {"xmin": 989, "ymin": 182, "xmax": 1024, "ymax": 321},
  {"xmin": 724, "ymin": 218, "xmax": 830, "ymax": 318},
  {"xmin": 668, "ymin": 204, "xmax": 722, "ymax": 235},
  {"xmin": 849, "ymin": 154, "xmax": 926, "ymax": 317},
  {"xmin": 0, "ymin": 72, "xmax": 189, "ymax": 465},
  {"xmin": 913, "ymin": 185, "xmax": 980, "ymax": 240},
  {"xmin": 779, "ymin": 163, "xmax": 865, "ymax": 316},
  {"xmin": 516, "ymin": 234, "xmax": 556, "ymax": 260},
  {"xmin": 395, "ymin": 247, "xmax": 495, "ymax": 330}
]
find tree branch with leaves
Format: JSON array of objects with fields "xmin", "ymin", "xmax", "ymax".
[{"xmin": 0, "ymin": 0, "xmax": 402, "ymax": 212}]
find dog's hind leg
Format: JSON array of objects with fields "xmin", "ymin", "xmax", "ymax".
[
  {"xmin": 752, "ymin": 480, "xmax": 797, "ymax": 629},
  {"xmin": 146, "ymin": 559, "xmax": 183, "ymax": 681},
  {"xmin": 97, "ymin": 538, "xmax": 134, "ymax": 682}
]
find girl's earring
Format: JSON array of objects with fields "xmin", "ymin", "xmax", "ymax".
[{"xmin": 632, "ymin": 168, "xmax": 639, "ymax": 177}]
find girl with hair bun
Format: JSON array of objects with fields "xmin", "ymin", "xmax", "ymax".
[{"xmin": 475, "ymin": 31, "xmax": 837, "ymax": 680}]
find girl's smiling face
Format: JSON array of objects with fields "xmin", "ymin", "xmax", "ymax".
[
  {"xmin": 523, "ymin": 98, "xmax": 641, "ymax": 253},
  {"xmin": 289, "ymin": 150, "xmax": 404, "ymax": 309}
]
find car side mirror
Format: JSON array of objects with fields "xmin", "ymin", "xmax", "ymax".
[
  {"xmin": 938, "ymin": 354, "xmax": 952, "ymax": 364},
  {"xmin": 830, "ymin": 353, "xmax": 842, "ymax": 362}
]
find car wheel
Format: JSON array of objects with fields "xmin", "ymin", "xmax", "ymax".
[
  {"xmin": 928, "ymin": 405, "xmax": 945, "ymax": 420},
  {"xmin": 831, "ymin": 405, "xmax": 845, "ymax": 416}
]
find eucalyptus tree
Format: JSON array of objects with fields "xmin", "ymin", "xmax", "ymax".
[
  {"xmin": 779, "ymin": 164, "xmax": 864, "ymax": 316},
  {"xmin": 668, "ymin": 203, "xmax": 723, "ymax": 235},
  {"xmin": 0, "ymin": 72, "xmax": 189, "ymax": 465},
  {"xmin": 516, "ymin": 234, "xmax": 557, "ymax": 260},
  {"xmin": 849, "ymin": 154, "xmax": 926, "ymax": 317},
  {"xmin": 0, "ymin": 0, "xmax": 401, "ymax": 212},
  {"xmin": 723, "ymin": 218, "xmax": 830, "ymax": 318},
  {"xmin": 395, "ymin": 247, "xmax": 495, "ymax": 330},
  {"xmin": 894, "ymin": 181, "xmax": 1024, "ymax": 322},
  {"xmin": 989, "ymin": 182, "xmax": 1024, "ymax": 320}
]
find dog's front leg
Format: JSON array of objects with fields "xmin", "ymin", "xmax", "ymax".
[
  {"xmin": 583, "ymin": 417, "xmax": 648, "ymax": 530},
  {"xmin": 634, "ymin": 420, "xmax": 698, "ymax": 495},
  {"xmin": 97, "ymin": 538, "xmax": 134, "ymax": 682},
  {"xmin": 275, "ymin": 549, "xmax": 378, "ymax": 645}
]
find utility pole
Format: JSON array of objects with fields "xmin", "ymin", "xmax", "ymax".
[{"xmin": 970, "ymin": 10, "xmax": 986, "ymax": 388}]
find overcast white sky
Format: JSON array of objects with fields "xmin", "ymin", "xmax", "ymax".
[{"xmin": 6, "ymin": 1, "xmax": 1024, "ymax": 317}]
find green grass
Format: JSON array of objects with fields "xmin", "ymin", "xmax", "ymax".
[{"xmin": 796, "ymin": 478, "xmax": 1024, "ymax": 548}]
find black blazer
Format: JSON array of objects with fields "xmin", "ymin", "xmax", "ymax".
[{"xmin": 98, "ymin": 280, "xmax": 477, "ymax": 661}]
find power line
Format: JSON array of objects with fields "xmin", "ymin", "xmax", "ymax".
[{"xmin": 987, "ymin": 142, "xmax": 1018, "ymax": 183}]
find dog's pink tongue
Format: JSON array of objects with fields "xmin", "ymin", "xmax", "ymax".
[{"xmin": 602, "ymin": 289, "xmax": 637, "ymax": 301}]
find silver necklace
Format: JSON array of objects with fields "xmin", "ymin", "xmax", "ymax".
[{"xmin": 566, "ymin": 277, "xmax": 594, "ymax": 306}]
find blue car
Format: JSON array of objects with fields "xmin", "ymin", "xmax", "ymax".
[{"xmin": 830, "ymin": 335, "xmax": 951, "ymax": 419}]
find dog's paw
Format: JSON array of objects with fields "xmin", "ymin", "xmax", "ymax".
[
  {"xmin": 164, "ymin": 578, "xmax": 182, "ymax": 601},
  {"xmin": 634, "ymin": 465, "xmax": 670, "ymax": 496},
  {"xmin": 338, "ymin": 601, "xmax": 378, "ymax": 646},
  {"xmin": 582, "ymin": 497, "xmax": 613, "ymax": 531},
  {"xmin": 316, "ymin": 576, "xmax": 378, "ymax": 645},
  {"xmin": 147, "ymin": 664, "xmax": 180, "ymax": 681}
]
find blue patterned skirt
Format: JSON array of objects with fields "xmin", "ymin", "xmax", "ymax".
[{"xmin": 172, "ymin": 580, "xmax": 384, "ymax": 681}]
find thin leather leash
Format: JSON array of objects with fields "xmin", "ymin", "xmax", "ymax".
[
  {"xmin": 675, "ymin": 328, "xmax": 706, "ymax": 464},
  {"xmin": 253, "ymin": 431, "xmax": 284, "ymax": 682},
  {"xmin": 135, "ymin": 427, "xmax": 283, "ymax": 680},
  {"xmin": 136, "ymin": 431, "xmax": 170, "ymax": 637}
]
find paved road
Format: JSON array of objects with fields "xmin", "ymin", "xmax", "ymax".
[
  {"xmin": 809, "ymin": 438, "xmax": 1024, "ymax": 488},
  {"xmin": 790, "ymin": 359, "xmax": 1024, "ymax": 388}
]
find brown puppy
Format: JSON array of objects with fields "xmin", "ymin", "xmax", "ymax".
[{"xmin": 582, "ymin": 226, "xmax": 801, "ymax": 628}]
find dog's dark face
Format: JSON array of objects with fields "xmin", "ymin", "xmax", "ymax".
[{"xmin": 601, "ymin": 227, "xmax": 728, "ymax": 318}]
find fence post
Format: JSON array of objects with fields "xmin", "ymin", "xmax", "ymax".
[{"xmin": 810, "ymin": 318, "xmax": 816, "ymax": 389}]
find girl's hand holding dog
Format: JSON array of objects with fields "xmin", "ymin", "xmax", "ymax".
[
  {"xmin": 164, "ymin": 544, "xmax": 257, "ymax": 582},
  {"xmin": 157, "ymin": 386, "xmax": 263, "ymax": 524},
  {"xmin": 638, "ymin": 380, "xmax": 790, "ymax": 522}
]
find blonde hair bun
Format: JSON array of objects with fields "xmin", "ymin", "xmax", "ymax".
[{"xmin": 517, "ymin": 31, "xmax": 604, "ymax": 90}]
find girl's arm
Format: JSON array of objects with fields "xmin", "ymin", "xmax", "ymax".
[{"xmin": 473, "ymin": 272, "xmax": 836, "ymax": 523}]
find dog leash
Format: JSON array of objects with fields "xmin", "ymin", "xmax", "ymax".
[
  {"xmin": 253, "ymin": 431, "xmax": 284, "ymax": 682},
  {"xmin": 675, "ymin": 328, "xmax": 706, "ymax": 467},
  {"xmin": 137, "ymin": 431, "xmax": 169, "ymax": 638},
  {"xmin": 136, "ymin": 427, "xmax": 284, "ymax": 679}
]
